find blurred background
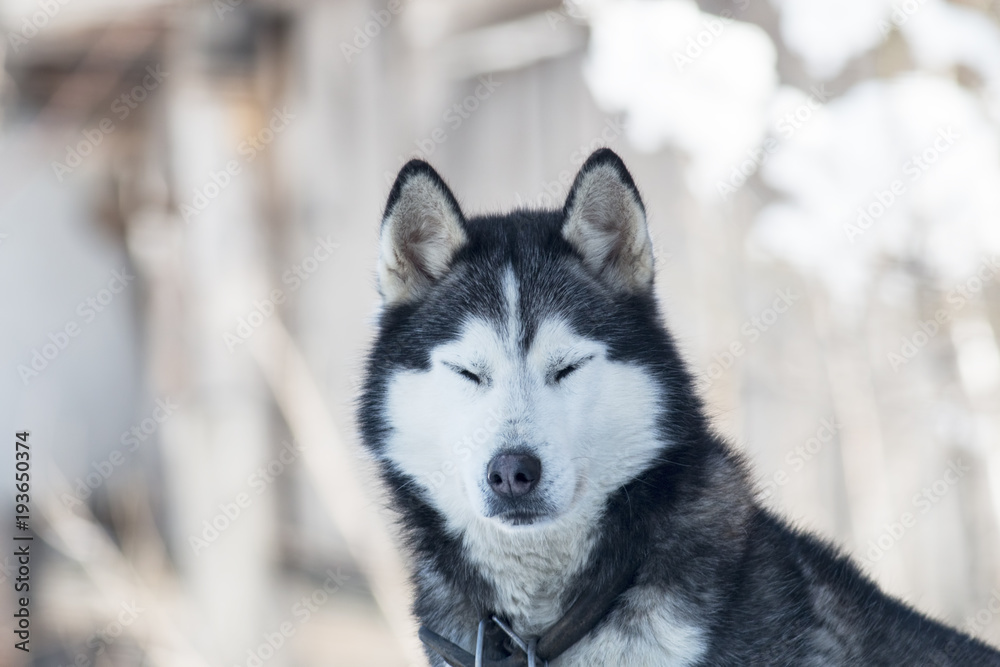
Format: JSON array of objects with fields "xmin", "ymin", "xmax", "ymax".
[{"xmin": 1, "ymin": 0, "xmax": 999, "ymax": 665}]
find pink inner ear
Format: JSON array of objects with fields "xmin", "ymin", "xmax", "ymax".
[
  {"xmin": 379, "ymin": 174, "xmax": 467, "ymax": 304},
  {"xmin": 563, "ymin": 164, "xmax": 652, "ymax": 294}
]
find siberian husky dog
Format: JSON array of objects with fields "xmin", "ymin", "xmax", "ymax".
[{"xmin": 358, "ymin": 149, "xmax": 1000, "ymax": 666}]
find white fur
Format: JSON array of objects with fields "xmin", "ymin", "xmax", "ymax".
[
  {"xmin": 561, "ymin": 588, "xmax": 708, "ymax": 666},
  {"xmin": 381, "ymin": 267, "xmax": 708, "ymax": 662}
]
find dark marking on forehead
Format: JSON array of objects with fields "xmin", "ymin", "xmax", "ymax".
[
  {"xmin": 373, "ymin": 207, "xmax": 664, "ymax": 376},
  {"xmin": 448, "ymin": 210, "xmax": 601, "ymax": 352}
]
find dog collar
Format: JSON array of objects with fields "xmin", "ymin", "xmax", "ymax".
[{"xmin": 419, "ymin": 559, "xmax": 638, "ymax": 666}]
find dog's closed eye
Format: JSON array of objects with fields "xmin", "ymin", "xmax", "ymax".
[
  {"xmin": 554, "ymin": 364, "xmax": 580, "ymax": 383},
  {"xmin": 444, "ymin": 362, "xmax": 485, "ymax": 386},
  {"xmin": 551, "ymin": 355, "xmax": 594, "ymax": 384}
]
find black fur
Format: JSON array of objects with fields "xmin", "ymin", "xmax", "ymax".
[{"xmin": 358, "ymin": 150, "xmax": 1000, "ymax": 666}]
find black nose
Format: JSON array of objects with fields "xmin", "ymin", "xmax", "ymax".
[{"xmin": 487, "ymin": 453, "xmax": 541, "ymax": 498}]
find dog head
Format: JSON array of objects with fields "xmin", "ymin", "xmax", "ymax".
[{"xmin": 361, "ymin": 149, "xmax": 676, "ymax": 534}]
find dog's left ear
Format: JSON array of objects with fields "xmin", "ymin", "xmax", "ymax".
[
  {"xmin": 562, "ymin": 149, "xmax": 654, "ymax": 294},
  {"xmin": 378, "ymin": 160, "xmax": 467, "ymax": 306}
]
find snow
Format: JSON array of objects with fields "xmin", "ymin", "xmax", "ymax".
[
  {"xmin": 751, "ymin": 74, "xmax": 1000, "ymax": 309},
  {"xmin": 581, "ymin": 0, "xmax": 1000, "ymax": 311},
  {"xmin": 583, "ymin": 0, "xmax": 778, "ymax": 197},
  {"xmin": 769, "ymin": 0, "xmax": 1000, "ymax": 88},
  {"xmin": 769, "ymin": 0, "xmax": 895, "ymax": 80},
  {"xmin": 898, "ymin": 0, "xmax": 1000, "ymax": 121}
]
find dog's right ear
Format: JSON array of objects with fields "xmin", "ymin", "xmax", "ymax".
[
  {"xmin": 562, "ymin": 149, "xmax": 653, "ymax": 295},
  {"xmin": 378, "ymin": 160, "xmax": 467, "ymax": 306}
]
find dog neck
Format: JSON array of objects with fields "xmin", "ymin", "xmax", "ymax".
[
  {"xmin": 420, "ymin": 554, "xmax": 640, "ymax": 666},
  {"xmin": 423, "ymin": 506, "xmax": 640, "ymax": 666},
  {"xmin": 461, "ymin": 505, "xmax": 601, "ymax": 636}
]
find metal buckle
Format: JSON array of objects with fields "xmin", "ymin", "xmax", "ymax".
[
  {"xmin": 473, "ymin": 616, "xmax": 546, "ymax": 667},
  {"xmin": 420, "ymin": 616, "xmax": 547, "ymax": 667},
  {"xmin": 475, "ymin": 618, "xmax": 487, "ymax": 667}
]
